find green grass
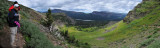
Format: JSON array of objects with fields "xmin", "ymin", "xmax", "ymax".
[
  {"xmin": 59, "ymin": 1, "xmax": 160, "ymax": 47},
  {"xmin": 59, "ymin": 21, "xmax": 124, "ymax": 47}
]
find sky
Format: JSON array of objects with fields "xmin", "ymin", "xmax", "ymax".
[{"xmin": 8, "ymin": 0, "xmax": 142, "ymax": 13}]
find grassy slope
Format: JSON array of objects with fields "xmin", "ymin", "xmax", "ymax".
[{"xmin": 60, "ymin": 0, "xmax": 160, "ymax": 48}]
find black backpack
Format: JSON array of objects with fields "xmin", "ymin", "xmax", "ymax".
[{"xmin": 6, "ymin": 13, "xmax": 10, "ymax": 23}]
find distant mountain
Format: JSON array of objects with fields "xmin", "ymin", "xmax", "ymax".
[{"xmin": 42, "ymin": 9, "xmax": 127, "ymax": 21}]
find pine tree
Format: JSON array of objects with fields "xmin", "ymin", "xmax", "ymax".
[
  {"xmin": 46, "ymin": 8, "xmax": 53, "ymax": 27},
  {"xmin": 45, "ymin": 8, "xmax": 54, "ymax": 32}
]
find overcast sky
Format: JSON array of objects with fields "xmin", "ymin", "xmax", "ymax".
[{"xmin": 8, "ymin": 0, "xmax": 142, "ymax": 13}]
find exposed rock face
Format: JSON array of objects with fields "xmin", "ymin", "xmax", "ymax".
[
  {"xmin": 51, "ymin": 24, "xmax": 65, "ymax": 40},
  {"xmin": 123, "ymin": 0, "xmax": 160, "ymax": 23}
]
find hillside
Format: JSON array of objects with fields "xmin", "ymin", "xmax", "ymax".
[
  {"xmin": 58, "ymin": 0, "xmax": 160, "ymax": 48},
  {"xmin": 0, "ymin": 0, "xmax": 64, "ymax": 48},
  {"xmin": 0, "ymin": 0, "xmax": 160, "ymax": 48},
  {"xmin": 52, "ymin": 13, "xmax": 76, "ymax": 25},
  {"xmin": 42, "ymin": 9, "xmax": 126, "ymax": 21}
]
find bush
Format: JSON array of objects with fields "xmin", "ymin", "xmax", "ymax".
[
  {"xmin": 147, "ymin": 40, "xmax": 160, "ymax": 48},
  {"xmin": 20, "ymin": 19, "xmax": 61, "ymax": 48},
  {"xmin": 19, "ymin": 11, "xmax": 30, "ymax": 19},
  {"xmin": 147, "ymin": 35, "xmax": 152, "ymax": 38},
  {"xmin": 40, "ymin": 18, "xmax": 47, "ymax": 26},
  {"xmin": 140, "ymin": 38, "xmax": 154, "ymax": 47},
  {"xmin": 0, "ymin": 5, "xmax": 9, "ymax": 30}
]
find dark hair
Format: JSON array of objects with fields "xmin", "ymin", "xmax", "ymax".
[{"xmin": 14, "ymin": 1, "xmax": 18, "ymax": 4}]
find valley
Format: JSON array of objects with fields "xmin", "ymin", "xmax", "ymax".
[{"xmin": 0, "ymin": 0, "xmax": 160, "ymax": 48}]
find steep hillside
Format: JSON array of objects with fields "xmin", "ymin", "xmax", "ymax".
[
  {"xmin": 103, "ymin": 0, "xmax": 160, "ymax": 47},
  {"xmin": 123, "ymin": 0, "xmax": 160, "ymax": 23},
  {"xmin": 0, "ymin": 0, "xmax": 64, "ymax": 48}
]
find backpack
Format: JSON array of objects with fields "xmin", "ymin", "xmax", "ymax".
[{"xmin": 6, "ymin": 13, "xmax": 10, "ymax": 23}]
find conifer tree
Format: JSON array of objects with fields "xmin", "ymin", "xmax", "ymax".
[{"xmin": 46, "ymin": 8, "xmax": 53, "ymax": 27}]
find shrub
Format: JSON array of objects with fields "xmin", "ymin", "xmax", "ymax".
[
  {"xmin": 147, "ymin": 35, "xmax": 152, "ymax": 38},
  {"xmin": 147, "ymin": 28, "xmax": 160, "ymax": 38},
  {"xmin": 20, "ymin": 19, "xmax": 61, "ymax": 48},
  {"xmin": 140, "ymin": 38, "xmax": 154, "ymax": 47},
  {"xmin": 0, "ymin": 5, "xmax": 8, "ymax": 30},
  {"xmin": 147, "ymin": 40, "xmax": 160, "ymax": 48},
  {"xmin": 19, "ymin": 11, "xmax": 30, "ymax": 19},
  {"xmin": 40, "ymin": 18, "xmax": 47, "ymax": 26}
]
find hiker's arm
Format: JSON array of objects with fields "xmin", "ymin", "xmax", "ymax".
[{"xmin": 19, "ymin": 14, "xmax": 21, "ymax": 20}]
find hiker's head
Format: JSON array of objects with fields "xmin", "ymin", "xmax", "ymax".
[
  {"xmin": 14, "ymin": 4, "xmax": 19, "ymax": 11},
  {"xmin": 14, "ymin": 1, "xmax": 18, "ymax": 4}
]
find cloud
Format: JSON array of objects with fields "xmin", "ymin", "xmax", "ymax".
[{"xmin": 8, "ymin": 0, "xmax": 142, "ymax": 13}]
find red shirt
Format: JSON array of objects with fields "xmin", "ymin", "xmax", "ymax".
[{"xmin": 9, "ymin": 5, "xmax": 20, "ymax": 12}]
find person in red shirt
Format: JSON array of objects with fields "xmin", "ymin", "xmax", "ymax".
[{"xmin": 9, "ymin": 1, "xmax": 20, "ymax": 12}]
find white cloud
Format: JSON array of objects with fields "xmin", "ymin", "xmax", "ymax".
[{"xmin": 8, "ymin": 0, "xmax": 142, "ymax": 13}]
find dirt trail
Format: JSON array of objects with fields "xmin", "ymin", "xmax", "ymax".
[
  {"xmin": 96, "ymin": 37, "xmax": 105, "ymax": 40},
  {"xmin": 96, "ymin": 25, "xmax": 117, "ymax": 40},
  {"xmin": 0, "ymin": 26, "xmax": 25, "ymax": 48},
  {"xmin": 15, "ymin": 32, "xmax": 25, "ymax": 48},
  {"xmin": 104, "ymin": 25, "xmax": 117, "ymax": 33}
]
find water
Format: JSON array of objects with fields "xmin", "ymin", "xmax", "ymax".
[{"xmin": 75, "ymin": 19, "xmax": 94, "ymax": 21}]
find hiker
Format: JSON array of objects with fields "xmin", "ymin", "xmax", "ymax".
[
  {"xmin": 8, "ymin": 4, "xmax": 21, "ymax": 47},
  {"xmin": 9, "ymin": 1, "xmax": 20, "ymax": 12}
]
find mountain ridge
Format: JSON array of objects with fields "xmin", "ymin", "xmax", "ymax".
[{"xmin": 42, "ymin": 9, "xmax": 127, "ymax": 21}]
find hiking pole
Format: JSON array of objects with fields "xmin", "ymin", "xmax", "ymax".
[
  {"xmin": 16, "ymin": 27, "xmax": 20, "ymax": 48},
  {"xmin": 14, "ymin": 21, "xmax": 21, "ymax": 48}
]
